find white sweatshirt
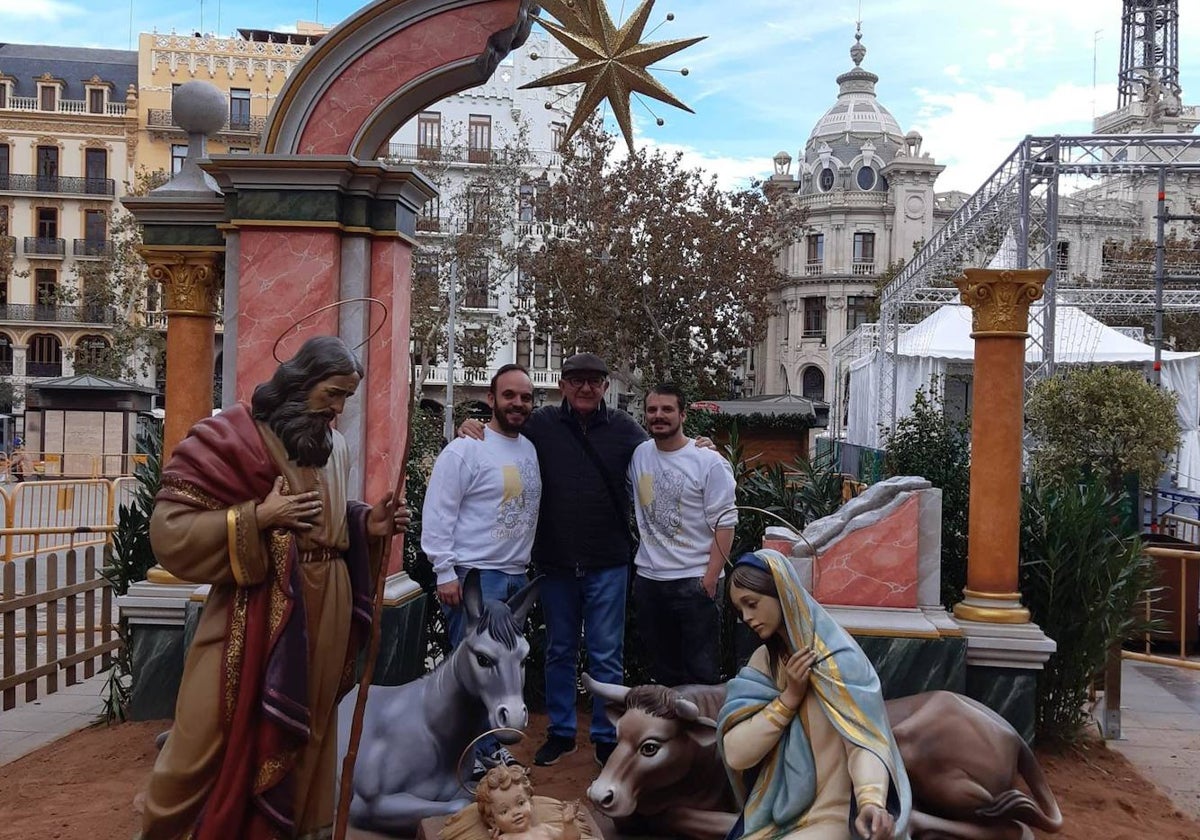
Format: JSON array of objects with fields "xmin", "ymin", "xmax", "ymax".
[
  {"xmin": 421, "ymin": 427, "xmax": 542, "ymax": 585},
  {"xmin": 628, "ymin": 438, "xmax": 737, "ymax": 580}
]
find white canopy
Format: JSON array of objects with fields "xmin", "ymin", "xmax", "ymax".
[{"xmin": 847, "ymin": 304, "xmax": 1200, "ymax": 492}]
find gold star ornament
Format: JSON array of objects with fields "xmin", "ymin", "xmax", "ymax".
[{"xmin": 521, "ymin": 0, "xmax": 706, "ymax": 151}]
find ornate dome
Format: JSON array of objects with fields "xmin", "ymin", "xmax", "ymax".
[{"xmin": 801, "ymin": 26, "xmax": 906, "ymax": 189}]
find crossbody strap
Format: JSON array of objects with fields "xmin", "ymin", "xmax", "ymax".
[{"xmin": 566, "ymin": 420, "xmax": 634, "ymax": 539}]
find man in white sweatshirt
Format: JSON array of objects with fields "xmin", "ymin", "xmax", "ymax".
[
  {"xmin": 422, "ymin": 363, "xmax": 542, "ymax": 643},
  {"xmin": 629, "ymin": 383, "xmax": 737, "ymax": 686}
]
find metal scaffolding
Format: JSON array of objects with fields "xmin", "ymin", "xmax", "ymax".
[{"xmin": 869, "ymin": 133, "xmax": 1200, "ymax": 437}]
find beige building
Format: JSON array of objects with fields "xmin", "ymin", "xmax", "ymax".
[
  {"xmin": 0, "ymin": 44, "xmax": 138, "ymax": 413},
  {"xmin": 132, "ymin": 25, "xmax": 324, "ymax": 176}
]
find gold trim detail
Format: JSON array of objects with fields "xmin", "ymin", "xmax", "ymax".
[
  {"xmin": 139, "ymin": 249, "xmax": 224, "ymax": 315},
  {"xmin": 954, "ymin": 268, "xmax": 1049, "ymax": 334},
  {"xmin": 961, "ymin": 588, "xmax": 1025, "ymax": 602},
  {"xmin": 952, "ymin": 602, "xmax": 1032, "ymax": 624}
]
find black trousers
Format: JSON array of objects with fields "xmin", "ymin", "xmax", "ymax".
[{"xmin": 632, "ymin": 574, "xmax": 721, "ymax": 686}]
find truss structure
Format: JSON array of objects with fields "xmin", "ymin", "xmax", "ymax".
[{"xmin": 870, "ymin": 133, "xmax": 1200, "ymax": 436}]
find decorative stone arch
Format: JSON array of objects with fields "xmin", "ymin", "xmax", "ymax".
[
  {"xmin": 264, "ymin": 0, "xmax": 535, "ymax": 158},
  {"xmin": 801, "ymin": 364, "xmax": 826, "ymax": 402},
  {"xmin": 26, "ymin": 332, "xmax": 64, "ymax": 377},
  {"xmin": 0, "ymin": 332, "xmax": 14, "ymax": 374},
  {"xmin": 191, "ymin": 0, "xmax": 536, "ymax": 509},
  {"xmin": 72, "ymin": 333, "xmax": 111, "ymax": 372}
]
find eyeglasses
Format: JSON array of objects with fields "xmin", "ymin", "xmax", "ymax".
[{"xmin": 563, "ymin": 375, "xmax": 606, "ymax": 388}]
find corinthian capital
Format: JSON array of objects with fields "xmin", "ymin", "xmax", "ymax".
[
  {"xmin": 954, "ymin": 268, "xmax": 1049, "ymax": 334},
  {"xmin": 141, "ymin": 248, "xmax": 223, "ymax": 316}
]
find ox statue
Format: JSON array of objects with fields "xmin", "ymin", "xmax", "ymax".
[
  {"xmin": 337, "ymin": 571, "xmax": 539, "ymax": 835},
  {"xmin": 585, "ymin": 677, "xmax": 1062, "ymax": 840}
]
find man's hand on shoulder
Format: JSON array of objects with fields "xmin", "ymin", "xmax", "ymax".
[
  {"xmin": 695, "ymin": 436, "xmax": 717, "ymax": 451},
  {"xmin": 457, "ymin": 418, "xmax": 486, "ymax": 441},
  {"xmin": 255, "ymin": 476, "xmax": 321, "ymax": 532}
]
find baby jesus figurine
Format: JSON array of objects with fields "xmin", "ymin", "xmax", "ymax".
[{"xmin": 476, "ymin": 765, "xmax": 582, "ymax": 840}]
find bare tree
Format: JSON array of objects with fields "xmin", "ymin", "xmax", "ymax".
[{"xmin": 524, "ymin": 121, "xmax": 807, "ymax": 397}]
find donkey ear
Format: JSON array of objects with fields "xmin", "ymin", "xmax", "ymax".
[
  {"xmin": 462, "ymin": 569, "xmax": 483, "ymax": 625},
  {"xmin": 507, "ymin": 575, "xmax": 542, "ymax": 625}
]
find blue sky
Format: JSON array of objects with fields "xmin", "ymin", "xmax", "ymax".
[{"xmin": 5, "ymin": 0, "xmax": 1200, "ymax": 194}]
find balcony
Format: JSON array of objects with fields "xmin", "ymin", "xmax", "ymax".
[
  {"xmin": 382, "ymin": 143, "xmax": 562, "ymax": 168},
  {"xmin": 805, "ymin": 260, "xmax": 824, "ymax": 276},
  {"xmin": 23, "ymin": 237, "xmax": 66, "ymax": 258},
  {"xmin": 0, "ymin": 173, "xmax": 115, "ymax": 196},
  {"xmin": 414, "ymin": 364, "xmax": 562, "ymax": 388},
  {"xmin": 3, "ymin": 96, "xmax": 126, "ymax": 116},
  {"xmin": 147, "ymin": 109, "xmax": 266, "ymax": 136},
  {"xmin": 416, "ymin": 215, "xmax": 443, "ymax": 233},
  {"xmin": 802, "ymin": 329, "xmax": 827, "ymax": 343},
  {"xmin": 516, "ymin": 221, "xmax": 570, "ymax": 240},
  {"xmin": 0, "ymin": 303, "xmax": 116, "ymax": 324},
  {"xmin": 26, "ymin": 361, "xmax": 63, "ymax": 377},
  {"xmin": 851, "ymin": 261, "xmax": 875, "ymax": 276},
  {"xmin": 73, "ymin": 239, "xmax": 113, "ymax": 259}
]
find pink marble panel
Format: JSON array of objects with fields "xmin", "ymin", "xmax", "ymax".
[
  {"xmin": 235, "ymin": 228, "xmax": 341, "ymax": 403},
  {"xmin": 368, "ymin": 237, "xmax": 413, "ymax": 574},
  {"xmin": 812, "ymin": 495, "xmax": 920, "ymax": 608},
  {"xmin": 299, "ymin": 2, "xmax": 519, "ymax": 155}
]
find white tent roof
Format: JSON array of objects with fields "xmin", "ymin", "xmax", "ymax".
[{"xmin": 896, "ymin": 304, "xmax": 1198, "ymax": 364}]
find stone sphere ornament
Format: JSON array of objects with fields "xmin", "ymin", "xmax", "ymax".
[{"xmin": 171, "ymin": 81, "xmax": 228, "ymax": 136}]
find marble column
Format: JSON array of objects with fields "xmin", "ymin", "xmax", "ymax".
[
  {"xmin": 953, "ymin": 268, "xmax": 1048, "ymax": 624},
  {"xmin": 140, "ymin": 247, "xmax": 223, "ymax": 462}
]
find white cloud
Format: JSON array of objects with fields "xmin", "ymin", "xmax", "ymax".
[
  {"xmin": 911, "ymin": 82, "xmax": 1117, "ymax": 193},
  {"xmin": 0, "ymin": 0, "xmax": 81, "ymax": 20},
  {"xmin": 635, "ymin": 138, "xmax": 772, "ymax": 192}
]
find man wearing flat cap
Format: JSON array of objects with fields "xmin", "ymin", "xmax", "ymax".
[{"xmin": 462, "ymin": 352, "xmax": 644, "ymax": 767}]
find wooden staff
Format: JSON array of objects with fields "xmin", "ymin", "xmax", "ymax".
[{"xmin": 334, "ymin": 419, "xmax": 414, "ymax": 840}]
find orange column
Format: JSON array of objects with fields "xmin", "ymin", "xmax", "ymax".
[
  {"xmin": 952, "ymin": 268, "xmax": 1049, "ymax": 625},
  {"xmin": 140, "ymin": 248, "xmax": 223, "ymax": 462}
]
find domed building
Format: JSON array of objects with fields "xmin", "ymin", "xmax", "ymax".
[{"xmin": 755, "ymin": 26, "xmax": 950, "ymax": 403}]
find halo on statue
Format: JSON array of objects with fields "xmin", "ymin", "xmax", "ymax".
[
  {"xmin": 271, "ymin": 297, "xmax": 389, "ymax": 363},
  {"xmin": 455, "ymin": 727, "xmax": 527, "ymax": 796}
]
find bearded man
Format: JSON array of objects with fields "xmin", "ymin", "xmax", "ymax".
[{"xmin": 138, "ymin": 335, "xmax": 408, "ymax": 840}]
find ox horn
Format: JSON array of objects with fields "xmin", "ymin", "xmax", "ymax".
[{"xmin": 582, "ymin": 673, "xmax": 630, "ymax": 707}]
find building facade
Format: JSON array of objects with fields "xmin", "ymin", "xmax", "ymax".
[
  {"xmin": 757, "ymin": 29, "xmax": 947, "ymax": 403},
  {"xmin": 385, "ymin": 34, "xmax": 580, "ymax": 412},
  {"xmin": 0, "ymin": 44, "xmax": 138, "ymax": 412}
]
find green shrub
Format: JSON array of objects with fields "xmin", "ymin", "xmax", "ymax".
[
  {"xmin": 1019, "ymin": 475, "xmax": 1154, "ymax": 742},
  {"xmin": 882, "ymin": 383, "xmax": 970, "ymax": 607}
]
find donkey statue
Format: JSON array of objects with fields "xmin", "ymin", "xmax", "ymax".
[{"xmin": 336, "ymin": 570, "xmax": 539, "ymax": 835}]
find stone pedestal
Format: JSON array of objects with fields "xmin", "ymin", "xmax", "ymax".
[
  {"xmin": 957, "ymin": 619, "xmax": 1057, "ymax": 742},
  {"xmin": 116, "ymin": 577, "xmax": 203, "ymax": 720},
  {"xmin": 369, "ymin": 572, "xmax": 429, "ymax": 685}
]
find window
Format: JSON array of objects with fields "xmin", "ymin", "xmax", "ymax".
[
  {"xmin": 74, "ymin": 335, "xmax": 110, "ymax": 372},
  {"xmin": 417, "ymin": 112, "xmax": 441, "ymax": 157},
  {"xmin": 466, "ymin": 188, "xmax": 490, "ymax": 234},
  {"xmin": 0, "ymin": 83, "xmax": 7, "ymax": 110},
  {"xmin": 462, "ymin": 327, "xmax": 489, "ymax": 370},
  {"xmin": 84, "ymin": 210, "xmax": 107, "ymax": 245},
  {"xmin": 0, "ymin": 144, "xmax": 8, "ymax": 189},
  {"xmin": 519, "ymin": 183, "xmax": 535, "ymax": 223},
  {"xmin": 852, "ymin": 232, "xmax": 875, "ymax": 274},
  {"xmin": 84, "ymin": 148, "xmax": 107, "ymax": 193},
  {"xmin": 1055, "ymin": 241, "xmax": 1070, "ymax": 276},
  {"xmin": 418, "ymin": 195, "xmax": 441, "ymax": 232},
  {"xmin": 856, "ymin": 165, "xmax": 877, "ymax": 190},
  {"xmin": 27, "ymin": 333, "xmax": 62, "ymax": 377},
  {"xmin": 806, "ymin": 233, "xmax": 823, "ymax": 275},
  {"xmin": 227, "ymin": 147, "xmax": 250, "ymax": 154},
  {"xmin": 87, "ymin": 88, "xmax": 105, "ymax": 114},
  {"xmin": 229, "ymin": 88, "xmax": 251, "ymax": 130},
  {"xmin": 463, "ymin": 262, "xmax": 493, "ymax": 309},
  {"xmin": 171, "ymin": 144, "xmax": 188, "ymax": 176},
  {"xmin": 780, "ymin": 305, "xmax": 790, "ymax": 343},
  {"xmin": 516, "ymin": 326, "xmax": 532, "ymax": 368},
  {"xmin": 36, "ymin": 207, "xmax": 58, "ymax": 240},
  {"xmin": 468, "ymin": 114, "xmax": 492, "ymax": 163},
  {"xmin": 39, "ymin": 85, "xmax": 57, "ymax": 111},
  {"xmin": 413, "ymin": 254, "xmax": 438, "ymax": 291},
  {"xmin": 801, "ymin": 366, "xmax": 825, "ymax": 402},
  {"xmin": 818, "ymin": 167, "xmax": 835, "ymax": 191},
  {"xmin": 551, "ymin": 122, "xmax": 566, "ymax": 152},
  {"xmin": 36, "ymin": 145, "xmax": 59, "ymax": 190},
  {"xmin": 847, "ymin": 295, "xmax": 873, "ymax": 331},
  {"xmin": 803, "ymin": 296, "xmax": 826, "ymax": 339},
  {"xmin": 35, "ymin": 268, "xmax": 57, "ymax": 305},
  {"xmin": 1102, "ymin": 240, "xmax": 1119, "ymax": 270},
  {"xmin": 0, "ymin": 205, "xmax": 7, "ymax": 236}
]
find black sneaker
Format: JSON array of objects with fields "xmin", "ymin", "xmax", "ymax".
[
  {"xmin": 492, "ymin": 746, "xmax": 521, "ymax": 767},
  {"xmin": 594, "ymin": 741, "xmax": 616, "ymax": 767},
  {"xmin": 533, "ymin": 735, "xmax": 577, "ymax": 766},
  {"xmin": 470, "ymin": 755, "xmax": 488, "ymax": 782}
]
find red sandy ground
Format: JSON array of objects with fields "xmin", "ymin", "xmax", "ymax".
[{"xmin": 0, "ymin": 715, "xmax": 1196, "ymax": 840}]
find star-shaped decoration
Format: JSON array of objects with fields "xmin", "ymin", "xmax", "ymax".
[{"xmin": 521, "ymin": 0, "xmax": 706, "ymax": 152}]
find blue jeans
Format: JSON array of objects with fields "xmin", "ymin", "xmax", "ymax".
[
  {"xmin": 441, "ymin": 568, "xmax": 529, "ymax": 648},
  {"xmin": 441, "ymin": 568, "xmax": 528, "ymax": 757},
  {"xmin": 541, "ymin": 564, "xmax": 628, "ymax": 745}
]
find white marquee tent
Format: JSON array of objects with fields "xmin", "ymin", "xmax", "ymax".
[{"xmin": 847, "ymin": 304, "xmax": 1200, "ymax": 492}]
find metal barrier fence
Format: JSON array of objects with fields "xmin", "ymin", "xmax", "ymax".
[
  {"xmin": 0, "ymin": 479, "xmax": 120, "ymax": 562},
  {"xmin": 0, "ymin": 531, "xmax": 118, "ymax": 711}
]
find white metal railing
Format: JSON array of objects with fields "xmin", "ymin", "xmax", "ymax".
[
  {"xmin": 3, "ymin": 96, "xmax": 126, "ymax": 116},
  {"xmin": 516, "ymin": 221, "xmax": 570, "ymax": 240},
  {"xmin": 415, "ymin": 365, "xmax": 563, "ymax": 388}
]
